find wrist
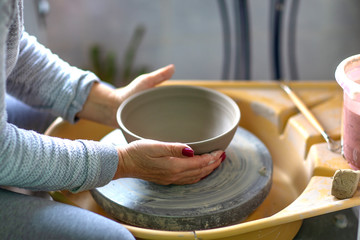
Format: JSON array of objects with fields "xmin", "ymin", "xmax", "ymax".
[
  {"xmin": 113, "ymin": 146, "xmax": 129, "ymax": 179},
  {"xmin": 77, "ymin": 82, "xmax": 120, "ymax": 127}
]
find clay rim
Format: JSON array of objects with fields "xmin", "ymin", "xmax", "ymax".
[
  {"xmin": 116, "ymin": 85, "xmax": 241, "ymax": 145},
  {"xmin": 335, "ymin": 53, "xmax": 360, "ymax": 101}
]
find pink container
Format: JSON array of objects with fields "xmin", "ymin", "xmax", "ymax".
[{"xmin": 335, "ymin": 54, "xmax": 360, "ymax": 169}]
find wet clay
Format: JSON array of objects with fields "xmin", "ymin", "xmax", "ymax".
[
  {"xmin": 331, "ymin": 169, "xmax": 360, "ymax": 199},
  {"xmin": 343, "ymin": 105, "xmax": 360, "ymax": 169},
  {"xmin": 91, "ymin": 127, "xmax": 273, "ymax": 231}
]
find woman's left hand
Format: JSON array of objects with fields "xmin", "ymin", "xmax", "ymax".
[
  {"xmin": 77, "ymin": 64, "xmax": 175, "ymax": 128},
  {"xmin": 114, "ymin": 64, "xmax": 175, "ymax": 104}
]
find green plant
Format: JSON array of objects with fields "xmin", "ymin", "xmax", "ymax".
[
  {"xmin": 89, "ymin": 44, "xmax": 117, "ymax": 85},
  {"xmin": 88, "ymin": 24, "xmax": 148, "ymax": 87},
  {"xmin": 122, "ymin": 25, "xmax": 148, "ymax": 85}
]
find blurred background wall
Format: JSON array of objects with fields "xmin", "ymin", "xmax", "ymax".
[{"xmin": 23, "ymin": 0, "xmax": 360, "ymax": 86}]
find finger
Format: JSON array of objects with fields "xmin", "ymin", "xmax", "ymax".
[
  {"xmin": 138, "ymin": 140, "xmax": 226, "ymax": 172},
  {"xmin": 172, "ymin": 155, "xmax": 224, "ymax": 185},
  {"xmin": 138, "ymin": 148, "xmax": 224, "ymax": 185},
  {"xmin": 153, "ymin": 141, "xmax": 226, "ymax": 164},
  {"xmin": 125, "ymin": 140, "xmax": 225, "ymax": 185},
  {"xmin": 132, "ymin": 64, "xmax": 175, "ymax": 89},
  {"xmin": 177, "ymin": 150, "xmax": 225, "ymax": 170},
  {"xmin": 146, "ymin": 64, "xmax": 175, "ymax": 86},
  {"xmin": 135, "ymin": 140, "xmax": 193, "ymax": 158},
  {"xmin": 169, "ymin": 150, "xmax": 225, "ymax": 178}
]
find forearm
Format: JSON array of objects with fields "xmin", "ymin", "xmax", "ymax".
[
  {"xmin": 7, "ymin": 32, "xmax": 99, "ymax": 123},
  {"xmin": 0, "ymin": 122, "xmax": 118, "ymax": 192}
]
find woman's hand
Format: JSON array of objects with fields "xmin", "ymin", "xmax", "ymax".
[
  {"xmin": 114, "ymin": 139, "xmax": 226, "ymax": 185},
  {"xmin": 114, "ymin": 64, "xmax": 175, "ymax": 105},
  {"xmin": 77, "ymin": 64, "xmax": 175, "ymax": 128}
]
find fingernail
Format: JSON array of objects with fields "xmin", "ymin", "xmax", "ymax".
[
  {"xmin": 182, "ymin": 147, "xmax": 194, "ymax": 157},
  {"xmin": 220, "ymin": 152, "xmax": 226, "ymax": 162}
]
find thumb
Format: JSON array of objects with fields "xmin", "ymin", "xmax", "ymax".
[
  {"xmin": 153, "ymin": 141, "xmax": 194, "ymax": 158},
  {"xmin": 180, "ymin": 146, "xmax": 195, "ymax": 157},
  {"xmin": 161, "ymin": 142, "xmax": 194, "ymax": 158},
  {"xmin": 132, "ymin": 139, "xmax": 193, "ymax": 158}
]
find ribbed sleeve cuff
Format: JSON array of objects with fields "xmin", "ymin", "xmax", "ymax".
[
  {"xmin": 63, "ymin": 72, "xmax": 99, "ymax": 124},
  {"xmin": 70, "ymin": 141, "xmax": 119, "ymax": 193}
]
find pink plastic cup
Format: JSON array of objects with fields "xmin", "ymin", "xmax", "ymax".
[{"xmin": 335, "ymin": 54, "xmax": 360, "ymax": 169}]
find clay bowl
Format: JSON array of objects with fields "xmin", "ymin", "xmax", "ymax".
[{"xmin": 116, "ymin": 85, "xmax": 240, "ymax": 154}]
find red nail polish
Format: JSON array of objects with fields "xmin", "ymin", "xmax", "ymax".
[
  {"xmin": 220, "ymin": 152, "xmax": 226, "ymax": 162},
  {"xmin": 182, "ymin": 147, "xmax": 194, "ymax": 157}
]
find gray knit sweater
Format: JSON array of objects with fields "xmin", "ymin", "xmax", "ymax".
[{"xmin": 0, "ymin": 0, "xmax": 118, "ymax": 192}]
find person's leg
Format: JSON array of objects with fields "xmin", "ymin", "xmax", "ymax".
[
  {"xmin": 0, "ymin": 188, "xmax": 135, "ymax": 240},
  {"xmin": 5, "ymin": 94, "xmax": 56, "ymax": 133}
]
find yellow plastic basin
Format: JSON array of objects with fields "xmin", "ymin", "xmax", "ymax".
[{"xmin": 46, "ymin": 81, "xmax": 360, "ymax": 240}]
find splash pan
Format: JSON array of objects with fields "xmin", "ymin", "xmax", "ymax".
[
  {"xmin": 45, "ymin": 82, "xmax": 360, "ymax": 240},
  {"xmin": 91, "ymin": 127, "xmax": 272, "ymax": 231}
]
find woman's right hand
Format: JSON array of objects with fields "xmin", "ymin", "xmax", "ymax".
[{"xmin": 114, "ymin": 139, "xmax": 226, "ymax": 185}]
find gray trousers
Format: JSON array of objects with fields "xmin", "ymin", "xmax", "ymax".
[
  {"xmin": 0, "ymin": 189, "xmax": 135, "ymax": 240},
  {"xmin": 2, "ymin": 95, "xmax": 135, "ymax": 239}
]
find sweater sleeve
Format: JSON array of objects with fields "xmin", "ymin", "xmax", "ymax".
[
  {"xmin": 6, "ymin": 31, "xmax": 98, "ymax": 123},
  {"xmin": 0, "ymin": 2, "xmax": 119, "ymax": 192},
  {"xmin": 0, "ymin": 123, "xmax": 119, "ymax": 192}
]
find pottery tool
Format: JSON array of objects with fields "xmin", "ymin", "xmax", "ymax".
[
  {"xmin": 280, "ymin": 84, "xmax": 341, "ymax": 153},
  {"xmin": 91, "ymin": 127, "xmax": 273, "ymax": 231}
]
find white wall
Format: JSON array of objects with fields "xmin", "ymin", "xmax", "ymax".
[{"xmin": 23, "ymin": 0, "xmax": 360, "ymax": 84}]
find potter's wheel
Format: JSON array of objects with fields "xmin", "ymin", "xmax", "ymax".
[{"xmin": 91, "ymin": 127, "xmax": 273, "ymax": 231}]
